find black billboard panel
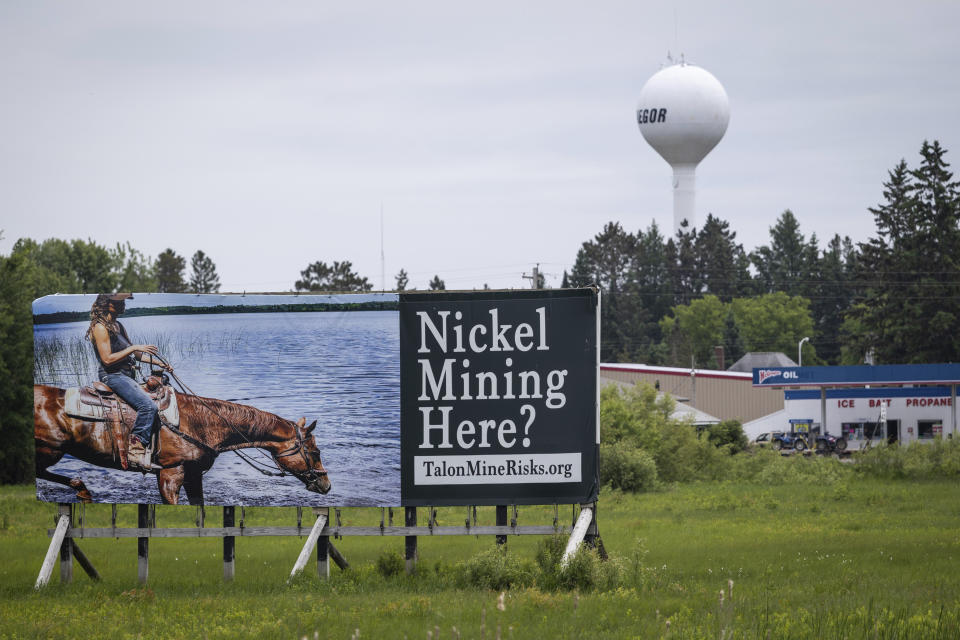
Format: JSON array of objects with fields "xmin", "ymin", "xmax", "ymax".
[{"xmin": 400, "ymin": 289, "xmax": 599, "ymax": 506}]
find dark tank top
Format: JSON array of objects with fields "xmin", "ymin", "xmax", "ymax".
[{"xmin": 93, "ymin": 321, "xmax": 137, "ymax": 379}]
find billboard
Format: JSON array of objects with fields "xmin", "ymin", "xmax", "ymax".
[{"xmin": 33, "ymin": 289, "xmax": 598, "ymax": 507}]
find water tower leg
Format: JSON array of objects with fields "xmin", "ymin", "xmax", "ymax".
[{"xmin": 672, "ymin": 163, "xmax": 698, "ymax": 233}]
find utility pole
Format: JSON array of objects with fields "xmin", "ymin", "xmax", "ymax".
[{"xmin": 522, "ymin": 264, "xmax": 543, "ymax": 289}]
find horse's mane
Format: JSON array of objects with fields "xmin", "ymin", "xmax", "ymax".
[{"xmin": 179, "ymin": 393, "xmax": 292, "ymax": 443}]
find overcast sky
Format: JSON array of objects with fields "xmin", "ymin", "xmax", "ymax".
[{"xmin": 2, "ymin": 1, "xmax": 958, "ymax": 292}]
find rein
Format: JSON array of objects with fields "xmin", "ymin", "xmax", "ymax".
[{"xmin": 154, "ymin": 358, "xmax": 320, "ymax": 480}]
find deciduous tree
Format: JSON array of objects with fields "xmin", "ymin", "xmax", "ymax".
[
  {"xmin": 659, "ymin": 294, "xmax": 728, "ymax": 368},
  {"xmin": 111, "ymin": 242, "xmax": 157, "ymax": 292},
  {"xmin": 730, "ymin": 292, "xmax": 817, "ymax": 359}
]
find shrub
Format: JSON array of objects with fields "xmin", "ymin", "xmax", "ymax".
[
  {"xmin": 726, "ymin": 447, "xmax": 783, "ymax": 481},
  {"xmin": 461, "ymin": 547, "xmax": 534, "ymax": 590},
  {"xmin": 600, "ymin": 384, "xmax": 736, "ymax": 482},
  {"xmin": 600, "ymin": 443, "xmax": 659, "ymax": 491},
  {"xmin": 375, "ymin": 550, "xmax": 404, "ymax": 578},
  {"xmin": 855, "ymin": 439, "xmax": 960, "ymax": 480},
  {"xmin": 754, "ymin": 454, "xmax": 847, "ymax": 485},
  {"xmin": 706, "ymin": 420, "xmax": 749, "ymax": 453},
  {"xmin": 534, "ymin": 536, "xmax": 621, "ymax": 592}
]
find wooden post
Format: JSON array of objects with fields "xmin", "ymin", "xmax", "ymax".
[
  {"xmin": 583, "ymin": 502, "xmax": 598, "ymax": 547},
  {"xmin": 137, "ymin": 504, "xmax": 149, "ymax": 584},
  {"xmin": 59, "ymin": 503, "xmax": 73, "ymax": 585},
  {"xmin": 404, "ymin": 506, "xmax": 417, "ymax": 575},
  {"xmin": 288, "ymin": 510, "xmax": 327, "ymax": 582},
  {"xmin": 223, "ymin": 506, "xmax": 235, "ymax": 582},
  {"xmin": 35, "ymin": 507, "xmax": 71, "ymax": 590},
  {"xmin": 70, "ymin": 540, "xmax": 101, "ymax": 581},
  {"xmin": 560, "ymin": 505, "xmax": 594, "ymax": 568},
  {"xmin": 316, "ymin": 507, "xmax": 330, "ymax": 580},
  {"xmin": 328, "ymin": 541, "xmax": 349, "ymax": 571},
  {"xmin": 495, "ymin": 505, "xmax": 508, "ymax": 547}
]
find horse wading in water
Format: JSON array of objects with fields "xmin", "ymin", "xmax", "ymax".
[{"xmin": 34, "ymin": 384, "xmax": 332, "ymax": 504}]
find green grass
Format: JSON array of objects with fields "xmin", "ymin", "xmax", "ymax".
[{"xmin": 2, "ymin": 480, "xmax": 959, "ymax": 639}]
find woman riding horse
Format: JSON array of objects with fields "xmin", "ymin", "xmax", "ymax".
[{"xmin": 87, "ymin": 293, "xmax": 172, "ymax": 470}]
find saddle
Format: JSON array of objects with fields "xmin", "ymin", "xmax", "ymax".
[{"xmin": 63, "ymin": 376, "xmax": 180, "ymax": 470}]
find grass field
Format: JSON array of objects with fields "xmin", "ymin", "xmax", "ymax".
[{"xmin": 2, "ymin": 479, "xmax": 959, "ymax": 639}]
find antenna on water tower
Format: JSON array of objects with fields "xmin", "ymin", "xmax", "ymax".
[{"xmin": 637, "ymin": 58, "xmax": 730, "ymax": 233}]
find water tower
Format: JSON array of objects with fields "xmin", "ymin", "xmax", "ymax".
[{"xmin": 637, "ymin": 60, "xmax": 729, "ymax": 233}]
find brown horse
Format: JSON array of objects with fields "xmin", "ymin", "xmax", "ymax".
[{"xmin": 34, "ymin": 384, "xmax": 332, "ymax": 505}]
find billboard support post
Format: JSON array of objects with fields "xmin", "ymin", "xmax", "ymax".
[
  {"xmin": 223, "ymin": 506, "xmax": 235, "ymax": 581},
  {"xmin": 35, "ymin": 505, "xmax": 70, "ymax": 589},
  {"xmin": 288, "ymin": 509, "xmax": 327, "ymax": 582},
  {"xmin": 560, "ymin": 504, "xmax": 595, "ymax": 568},
  {"xmin": 495, "ymin": 506, "xmax": 507, "ymax": 547},
  {"xmin": 316, "ymin": 507, "xmax": 330, "ymax": 580},
  {"xmin": 59, "ymin": 503, "xmax": 73, "ymax": 585},
  {"xmin": 328, "ymin": 541, "xmax": 349, "ymax": 571},
  {"xmin": 42, "ymin": 503, "xmax": 579, "ymax": 585},
  {"xmin": 404, "ymin": 507, "xmax": 417, "ymax": 575},
  {"xmin": 70, "ymin": 539, "xmax": 101, "ymax": 581},
  {"xmin": 137, "ymin": 504, "xmax": 149, "ymax": 584},
  {"xmin": 36, "ymin": 504, "xmax": 100, "ymax": 589}
]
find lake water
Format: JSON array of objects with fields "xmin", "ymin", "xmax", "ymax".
[{"xmin": 34, "ymin": 311, "xmax": 401, "ymax": 506}]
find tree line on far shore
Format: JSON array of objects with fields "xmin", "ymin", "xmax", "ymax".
[{"xmin": 2, "ymin": 241, "xmax": 222, "ymax": 296}]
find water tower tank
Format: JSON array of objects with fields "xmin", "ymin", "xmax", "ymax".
[{"xmin": 637, "ymin": 62, "xmax": 729, "ymax": 233}]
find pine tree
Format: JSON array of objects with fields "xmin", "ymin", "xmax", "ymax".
[
  {"xmin": 428, "ymin": 275, "xmax": 445, "ymax": 291},
  {"xmin": 694, "ymin": 214, "xmax": 752, "ymax": 301},
  {"xmin": 189, "ymin": 250, "xmax": 221, "ymax": 293},
  {"xmin": 812, "ymin": 234, "xmax": 857, "ymax": 364},
  {"xmin": 665, "ymin": 221, "xmax": 699, "ymax": 305},
  {"xmin": 849, "ymin": 141, "xmax": 960, "ymax": 363},
  {"xmin": 395, "ymin": 268, "xmax": 409, "ymax": 292},
  {"xmin": 750, "ymin": 210, "xmax": 820, "ymax": 298},
  {"xmin": 568, "ymin": 222, "xmax": 640, "ymax": 361},
  {"xmin": 627, "ymin": 221, "xmax": 672, "ymax": 361},
  {"xmin": 156, "ymin": 249, "xmax": 187, "ymax": 293}
]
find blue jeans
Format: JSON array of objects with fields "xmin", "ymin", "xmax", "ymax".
[{"xmin": 101, "ymin": 372, "xmax": 158, "ymax": 445}]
